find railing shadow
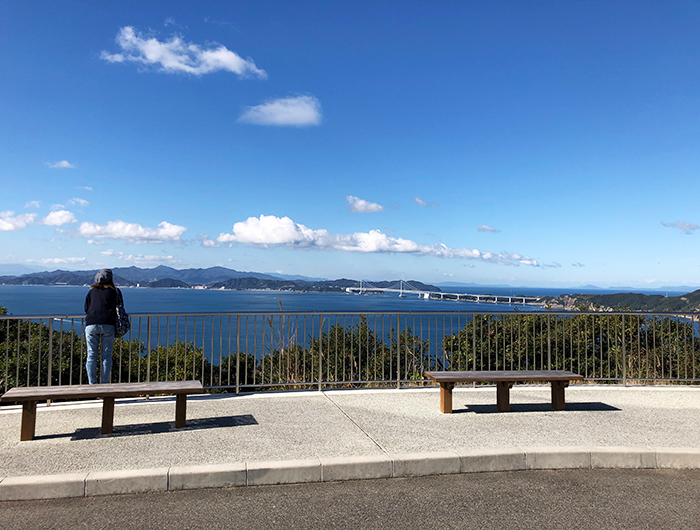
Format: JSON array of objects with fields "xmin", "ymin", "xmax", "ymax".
[{"xmin": 455, "ymin": 402, "xmax": 620, "ymax": 414}]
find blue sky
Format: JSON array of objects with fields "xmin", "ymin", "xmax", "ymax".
[{"xmin": 2, "ymin": 1, "xmax": 700, "ymax": 288}]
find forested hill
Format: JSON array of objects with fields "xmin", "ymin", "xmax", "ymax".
[
  {"xmin": 0, "ymin": 266, "xmax": 440, "ymax": 293},
  {"xmin": 543, "ymin": 290, "xmax": 700, "ymax": 312},
  {"xmin": 208, "ymin": 278, "xmax": 440, "ymax": 293}
]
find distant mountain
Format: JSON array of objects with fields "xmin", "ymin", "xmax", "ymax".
[
  {"xmin": 0, "ymin": 266, "xmax": 277, "ymax": 287},
  {"xmin": 0, "ymin": 267, "xmax": 441, "ymax": 293},
  {"xmin": 112, "ymin": 266, "xmax": 277, "ymax": 284},
  {"xmin": 0, "ymin": 269, "xmax": 136, "ymax": 287},
  {"xmin": 266, "ymin": 272, "xmax": 329, "ymax": 281},
  {"xmin": 142, "ymin": 278, "xmax": 191, "ymax": 288},
  {"xmin": 0, "ymin": 264, "xmax": 44, "ymax": 276},
  {"xmin": 209, "ymin": 278, "xmax": 441, "ymax": 293}
]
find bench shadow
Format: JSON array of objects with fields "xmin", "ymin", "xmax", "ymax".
[
  {"xmin": 32, "ymin": 414, "xmax": 258, "ymax": 441},
  {"xmin": 454, "ymin": 402, "xmax": 620, "ymax": 414}
]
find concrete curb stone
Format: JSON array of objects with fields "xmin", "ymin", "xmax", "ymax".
[
  {"xmin": 247, "ymin": 458, "xmax": 321, "ymax": 486},
  {"xmin": 655, "ymin": 447, "xmax": 700, "ymax": 469},
  {"xmin": 459, "ymin": 448, "xmax": 527, "ymax": 473},
  {"xmin": 591, "ymin": 447, "xmax": 656, "ymax": 469},
  {"xmin": 526, "ymin": 447, "xmax": 592, "ymax": 470},
  {"xmin": 320, "ymin": 454, "xmax": 392, "ymax": 482},
  {"xmin": 392, "ymin": 451, "xmax": 461, "ymax": 478},
  {"xmin": 0, "ymin": 472, "xmax": 87, "ymax": 501},
  {"xmin": 6, "ymin": 447, "xmax": 700, "ymax": 501},
  {"xmin": 169, "ymin": 463, "xmax": 247, "ymax": 491},
  {"xmin": 85, "ymin": 468, "xmax": 169, "ymax": 497}
]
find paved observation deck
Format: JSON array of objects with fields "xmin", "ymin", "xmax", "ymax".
[{"xmin": 1, "ymin": 385, "xmax": 700, "ymax": 500}]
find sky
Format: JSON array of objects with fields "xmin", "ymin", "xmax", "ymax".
[{"xmin": 2, "ymin": 1, "xmax": 700, "ymax": 288}]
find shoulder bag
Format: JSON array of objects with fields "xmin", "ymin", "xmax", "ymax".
[{"xmin": 115, "ymin": 288, "xmax": 131, "ymax": 338}]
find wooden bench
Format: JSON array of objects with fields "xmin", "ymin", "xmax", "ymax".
[
  {"xmin": 0, "ymin": 381, "xmax": 204, "ymax": 441},
  {"xmin": 424, "ymin": 370, "xmax": 583, "ymax": 413}
]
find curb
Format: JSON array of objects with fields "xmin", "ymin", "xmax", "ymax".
[{"xmin": 2, "ymin": 447, "xmax": 700, "ymax": 501}]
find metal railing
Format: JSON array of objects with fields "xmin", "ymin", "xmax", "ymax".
[{"xmin": 2, "ymin": 310, "xmax": 699, "ymax": 393}]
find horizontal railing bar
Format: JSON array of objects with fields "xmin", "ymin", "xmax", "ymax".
[{"xmin": 3, "ymin": 310, "xmax": 700, "ymax": 320}]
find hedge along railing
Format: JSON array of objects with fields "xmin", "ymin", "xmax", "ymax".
[{"xmin": 1, "ymin": 311, "xmax": 699, "ymax": 393}]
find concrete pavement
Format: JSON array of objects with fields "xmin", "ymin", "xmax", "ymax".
[{"xmin": 1, "ymin": 385, "xmax": 700, "ymax": 500}]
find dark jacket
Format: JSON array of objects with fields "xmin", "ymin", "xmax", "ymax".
[{"xmin": 84, "ymin": 287, "xmax": 118, "ymax": 326}]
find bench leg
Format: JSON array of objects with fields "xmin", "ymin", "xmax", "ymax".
[
  {"xmin": 101, "ymin": 397, "xmax": 115, "ymax": 435},
  {"xmin": 20, "ymin": 400, "xmax": 37, "ymax": 441},
  {"xmin": 496, "ymin": 382, "xmax": 513, "ymax": 412},
  {"xmin": 175, "ymin": 394, "xmax": 187, "ymax": 428},
  {"xmin": 551, "ymin": 381, "xmax": 568, "ymax": 411},
  {"xmin": 439, "ymin": 383, "xmax": 454, "ymax": 414}
]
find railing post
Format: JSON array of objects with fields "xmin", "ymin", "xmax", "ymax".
[
  {"xmin": 547, "ymin": 315, "xmax": 551, "ymax": 371},
  {"xmin": 622, "ymin": 314, "xmax": 627, "ymax": 386},
  {"xmin": 47, "ymin": 319, "xmax": 54, "ymax": 387},
  {"xmin": 146, "ymin": 316, "xmax": 152, "ymax": 382},
  {"xmin": 318, "ymin": 316, "xmax": 323, "ymax": 391},
  {"xmin": 236, "ymin": 316, "xmax": 241, "ymax": 395},
  {"xmin": 397, "ymin": 314, "xmax": 401, "ymax": 389}
]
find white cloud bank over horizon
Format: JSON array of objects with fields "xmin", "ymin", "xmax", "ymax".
[
  {"xmin": 100, "ymin": 249, "xmax": 178, "ymax": 264},
  {"xmin": 238, "ymin": 95, "xmax": 321, "ymax": 127},
  {"xmin": 29, "ymin": 257, "xmax": 87, "ymax": 265},
  {"xmin": 78, "ymin": 220, "xmax": 187, "ymax": 243},
  {"xmin": 346, "ymin": 195, "xmax": 384, "ymax": 213},
  {"xmin": 101, "ymin": 26, "xmax": 266, "ymax": 78},
  {"xmin": 217, "ymin": 214, "xmax": 539, "ymax": 266}
]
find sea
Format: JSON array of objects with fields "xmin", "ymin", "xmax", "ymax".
[{"xmin": 0, "ymin": 284, "xmax": 688, "ymax": 317}]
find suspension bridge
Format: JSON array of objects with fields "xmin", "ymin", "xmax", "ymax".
[{"xmin": 345, "ymin": 280, "xmax": 542, "ymax": 305}]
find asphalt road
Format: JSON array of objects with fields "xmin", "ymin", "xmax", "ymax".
[{"xmin": 2, "ymin": 469, "xmax": 700, "ymax": 530}]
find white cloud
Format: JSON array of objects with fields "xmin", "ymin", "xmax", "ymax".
[
  {"xmin": 477, "ymin": 225, "xmax": 501, "ymax": 233},
  {"xmin": 42, "ymin": 210, "xmax": 77, "ymax": 226},
  {"xmin": 99, "ymin": 249, "xmax": 178, "ymax": 264},
  {"xmin": 78, "ymin": 186, "xmax": 93, "ymax": 191},
  {"xmin": 198, "ymin": 233, "xmax": 220, "ymax": 248},
  {"xmin": 68, "ymin": 198, "xmax": 90, "ymax": 207},
  {"xmin": 572, "ymin": 262, "xmax": 586, "ymax": 268},
  {"xmin": 0, "ymin": 211, "xmax": 37, "ymax": 231},
  {"xmin": 662, "ymin": 221, "xmax": 700, "ymax": 235},
  {"xmin": 33, "ymin": 257, "xmax": 87, "ymax": 264},
  {"xmin": 101, "ymin": 26, "xmax": 266, "ymax": 78},
  {"xmin": 414, "ymin": 196, "xmax": 436, "ymax": 208},
  {"xmin": 217, "ymin": 214, "xmax": 539, "ymax": 266},
  {"xmin": 86, "ymin": 239, "xmax": 106, "ymax": 245},
  {"xmin": 78, "ymin": 220, "xmax": 187, "ymax": 243},
  {"xmin": 346, "ymin": 195, "xmax": 384, "ymax": 213},
  {"xmin": 541, "ymin": 262, "xmax": 562, "ymax": 269},
  {"xmin": 25, "ymin": 201, "xmax": 41, "ymax": 209},
  {"xmin": 238, "ymin": 95, "xmax": 321, "ymax": 127},
  {"xmin": 46, "ymin": 160, "xmax": 76, "ymax": 169}
]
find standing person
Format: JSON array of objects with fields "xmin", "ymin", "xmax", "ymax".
[{"xmin": 84, "ymin": 269, "xmax": 118, "ymax": 384}]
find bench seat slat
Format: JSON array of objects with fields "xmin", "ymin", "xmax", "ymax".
[
  {"xmin": 424, "ymin": 370, "xmax": 583, "ymax": 384},
  {"xmin": 1, "ymin": 381, "xmax": 203, "ymax": 402}
]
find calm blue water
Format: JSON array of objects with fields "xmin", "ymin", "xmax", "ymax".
[
  {"xmin": 0, "ymin": 284, "xmax": 686, "ymax": 316},
  {"xmin": 1, "ymin": 285, "xmax": 691, "ymax": 368}
]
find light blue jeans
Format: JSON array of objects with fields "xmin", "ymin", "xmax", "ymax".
[{"xmin": 86, "ymin": 324, "xmax": 115, "ymax": 384}]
